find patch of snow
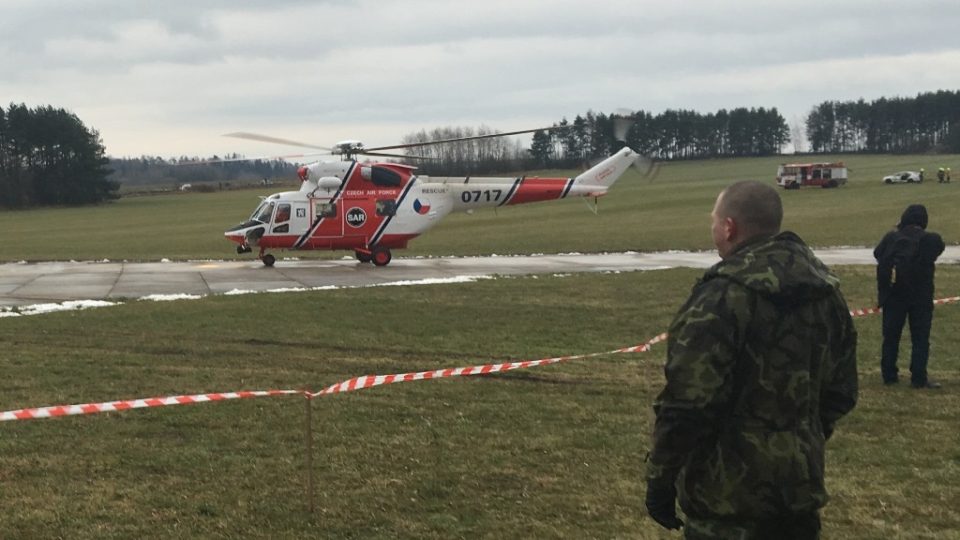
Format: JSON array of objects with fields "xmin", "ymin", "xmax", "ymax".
[
  {"xmin": 17, "ymin": 300, "xmax": 116, "ymax": 316},
  {"xmin": 264, "ymin": 287, "xmax": 308, "ymax": 293},
  {"xmin": 140, "ymin": 294, "xmax": 202, "ymax": 302},
  {"xmin": 372, "ymin": 275, "xmax": 493, "ymax": 287},
  {"xmin": 224, "ymin": 289, "xmax": 256, "ymax": 296}
]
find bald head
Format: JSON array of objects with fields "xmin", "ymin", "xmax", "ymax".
[
  {"xmin": 717, "ymin": 181, "xmax": 783, "ymax": 236},
  {"xmin": 711, "ymin": 181, "xmax": 783, "ymax": 258}
]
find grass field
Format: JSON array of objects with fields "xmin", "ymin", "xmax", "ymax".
[
  {"xmin": 0, "ymin": 153, "xmax": 958, "ymax": 262},
  {"xmin": 1, "ymin": 267, "xmax": 959, "ymax": 538},
  {"xmin": 1, "ymin": 153, "xmax": 960, "ymax": 538}
]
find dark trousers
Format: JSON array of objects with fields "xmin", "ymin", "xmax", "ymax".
[
  {"xmin": 685, "ymin": 512, "xmax": 821, "ymax": 539},
  {"xmin": 881, "ymin": 296, "xmax": 933, "ymax": 385}
]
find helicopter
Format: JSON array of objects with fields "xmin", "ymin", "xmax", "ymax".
[{"xmin": 223, "ymin": 124, "xmax": 653, "ymax": 267}]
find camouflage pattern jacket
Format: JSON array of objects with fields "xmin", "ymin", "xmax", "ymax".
[{"xmin": 647, "ymin": 231, "xmax": 858, "ymax": 520}]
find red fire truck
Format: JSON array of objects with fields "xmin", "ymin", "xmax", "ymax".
[{"xmin": 776, "ymin": 162, "xmax": 848, "ymax": 189}]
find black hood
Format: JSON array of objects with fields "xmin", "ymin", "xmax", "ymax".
[{"xmin": 897, "ymin": 204, "xmax": 928, "ymax": 230}]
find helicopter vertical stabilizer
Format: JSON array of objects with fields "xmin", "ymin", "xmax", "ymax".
[{"xmin": 574, "ymin": 147, "xmax": 640, "ymax": 189}]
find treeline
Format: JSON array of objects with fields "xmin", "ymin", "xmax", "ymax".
[
  {"xmin": 400, "ymin": 125, "xmax": 529, "ymax": 175},
  {"xmin": 1, "ymin": 103, "xmax": 116, "ymax": 208},
  {"xmin": 806, "ymin": 90, "xmax": 960, "ymax": 153},
  {"xmin": 405, "ymin": 108, "xmax": 791, "ymax": 174},
  {"xmin": 533, "ymin": 108, "xmax": 790, "ymax": 167},
  {"xmin": 8, "ymin": 90, "xmax": 958, "ymax": 207},
  {"xmin": 109, "ymin": 156, "xmax": 297, "ymax": 187}
]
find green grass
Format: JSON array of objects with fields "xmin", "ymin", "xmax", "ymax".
[
  {"xmin": 0, "ymin": 153, "xmax": 958, "ymax": 262},
  {"xmin": 1, "ymin": 267, "xmax": 959, "ymax": 538},
  {"xmin": 2, "ymin": 152, "xmax": 959, "ymax": 538}
]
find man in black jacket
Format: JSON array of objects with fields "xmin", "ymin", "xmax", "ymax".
[{"xmin": 874, "ymin": 204, "xmax": 946, "ymax": 388}]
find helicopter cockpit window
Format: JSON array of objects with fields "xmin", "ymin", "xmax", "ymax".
[
  {"xmin": 316, "ymin": 201, "xmax": 337, "ymax": 218},
  {"xmin": 275, "ymin": 203, "xmax": 291, "ymax": 224},
  {"xmin": 376, "ymin": 199, "xmax": 397, "ymax": 217},
  {"xmin": 248, "ymin": 201, "xmax": 266, "ymax": 222},
  {"xmin": 253, "ymin": 201, "xmax": 275, "ymax": 223}
]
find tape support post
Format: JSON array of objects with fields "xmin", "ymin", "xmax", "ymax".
[{"xmin": 2, "ymin": 297, "xmax": 958, "ymax": 422}]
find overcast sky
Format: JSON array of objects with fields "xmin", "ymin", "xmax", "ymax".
[{"xmin": 3, "ymin": 0, "xmax": 960, "ymax": 159}]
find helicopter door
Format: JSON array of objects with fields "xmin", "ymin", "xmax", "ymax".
[
  {"xmin": 288, "ymin": 202, "xmax": 309, "ymax": 235},
  {"xmin": 311, "ymin": 198, "xmax": 343, "ymax": 241}
]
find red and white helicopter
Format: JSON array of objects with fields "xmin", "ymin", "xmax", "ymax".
[{"xmin": 223, "ymin": 124, "xmax": 652, "ymax": 266}]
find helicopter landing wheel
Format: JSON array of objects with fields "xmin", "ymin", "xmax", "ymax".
[
  {"xmin": 262, "ymin": 253, "xmax": 276, "ymax": 267},
  {"xmin": 355, "ymin": 249, "xmax": 373, "ymax": 263},
  {"xmin": 371, "ymin": 247, "xmax": 392, "ymax": 267}
]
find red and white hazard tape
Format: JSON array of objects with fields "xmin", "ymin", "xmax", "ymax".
[
  {"xmin": 0, "ymin": 390, "xmax": 300, "ymax": 422},
  {"xmin": 3, "ymin": 297, "xmax": 959, "ymax": 422},
  {"xmin": 310, "ymin": 332, "xmax": 670, "ymax": 398},
  {"xmin": 850, "ymin": 296, "xmax": 960, "ymax": 317}
]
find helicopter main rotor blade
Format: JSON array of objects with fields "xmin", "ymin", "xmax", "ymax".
[
  {"xmin": 359, "ymin": 151, "xmax": 434, "ymax": 160},
  {"xmin": 223, "ymin": 132, "xmax": 333, "ymax": 151},
  {"xmin": 178, "ymin": 152, "xmax": 331, "ymax": 165},
  {"xmin": 363, "ymin": 126, "xmax": 567, "ymax": 153}
]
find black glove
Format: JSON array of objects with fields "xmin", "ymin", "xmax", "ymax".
[{"xmin": 645, "ymin": 479, "xmax": 684, "ymax": 530}]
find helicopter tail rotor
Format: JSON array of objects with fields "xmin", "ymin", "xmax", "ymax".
[{"xmin": 610, "ymin": 109, "xmax": 658, "ymax": 180}]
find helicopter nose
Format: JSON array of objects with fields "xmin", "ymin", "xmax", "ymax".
[
  {"xmin": 224, "ymin": 230, "xmax": 244, "ymax": 244},
  {"xmin": 224, "ymin": 222, "xmax": 264, "ymax": 245}
]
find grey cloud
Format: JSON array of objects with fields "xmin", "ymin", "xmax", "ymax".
[{"xmin": 3, "ymin": 0, "xmax": 960, "ymax": 157}]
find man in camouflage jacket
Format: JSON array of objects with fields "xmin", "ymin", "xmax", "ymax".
[{"xmin": 645, "ymin": 181, "xmax": 859, "ymax": 539}]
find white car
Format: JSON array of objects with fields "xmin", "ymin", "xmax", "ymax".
[{"xmin": 883, "ymin": 171, "xmax": 922, "ymax": 184}]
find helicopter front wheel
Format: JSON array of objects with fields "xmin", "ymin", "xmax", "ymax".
[{"xmin": 262, "ymin": 253, "xmax": 276, "ymax": 267}]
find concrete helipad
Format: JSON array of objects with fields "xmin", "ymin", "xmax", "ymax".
[{"xmin": 1, "ymin": 247, "xmax": 959, "ymax": 308}]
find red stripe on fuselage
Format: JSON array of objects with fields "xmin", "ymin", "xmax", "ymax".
[{"xmin": 506, "ymin": 178, "xmax": 569, "ymax": 205}]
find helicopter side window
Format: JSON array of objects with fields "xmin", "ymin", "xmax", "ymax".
[
  {"xmin": 370, "ymin": 167, "xmax": 402, "ymax": 187},
  {"xmin": 272, "ymin": 203, "xmax": 291, "ymax": 233},
  {"xmin": 316, "ymin": 201, "xmax": 337, "ymax": 218},
  {"xmin": 376, "ymin": 199, "xmax": 397, "ymax": 217},
  {"xmin": 275, "ymin": 204, "xmax": 291, "ymax": 224}
]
